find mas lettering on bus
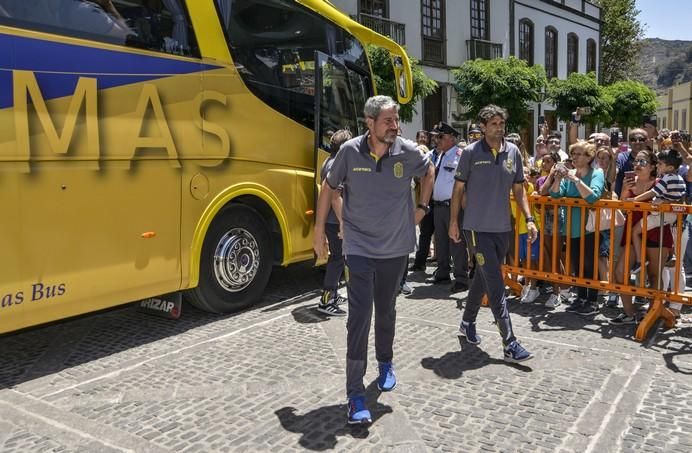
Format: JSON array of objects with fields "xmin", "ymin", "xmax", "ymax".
[{"xmin": 10, "ymin": 70, "xmax": 231, "ymax": 171}]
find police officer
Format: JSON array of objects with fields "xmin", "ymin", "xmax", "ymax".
[
  {"xmin": 429, "ymin": 122, "xmax": 469, "ymax": 292},
  {"xmin": 313, "ymin": 95, "xmax": 434, "ymax": 425},
  {"xmin": 449, "ymin": 105, "xmax": 535, "ymax": 363},
  {"xmin": 468, "ymin": 124, "xmax": 482, "ymax": 144}
]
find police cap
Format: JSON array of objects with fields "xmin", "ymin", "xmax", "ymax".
[{"xmin": 432, "ymin": 121, "xmax": 460, "ymax": 137}]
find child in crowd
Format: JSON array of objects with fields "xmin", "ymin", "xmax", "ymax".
[
  {"xmin": 629, "ymin": 148, "xmax": 686, "ymax": 273},
  {"xmin": 512, "ymin": 167, "xmax": 541, "ymax": 304},
  {"xmin": 316, "ymin": 129, "xmax": 352, "ymax": 316}
]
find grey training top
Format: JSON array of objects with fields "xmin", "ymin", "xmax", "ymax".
[
  {"xmin": 455, "ymin": 139, "xmax": 525, "ymax": 233},
  {"xmin": 326, "ymin": 133, "xmax": 431, "ymax": 258}
]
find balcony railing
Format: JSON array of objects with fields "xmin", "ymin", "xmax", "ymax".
[
  {"xmin": 422, "ymin": 37, "xmax": 445, "ymax": 65},
  {"xmin": 466, "ymin": 39, "xmax": 503, "ymax": 60},
  {"xmin": 354, "ymin": 13, "xmax": 406, "ymax": 46}
]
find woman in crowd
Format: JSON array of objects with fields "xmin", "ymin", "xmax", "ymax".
[
  {"xmin": 547, "ymin": 141, "xmax": 605, "ymax": 315},
  {"xmin": 537, "ymin": 152, "xmax": 570, "ymax": 308},
  {"xmin": 609, "ymin": 149, "xmax": 674, "ymax": 325}
]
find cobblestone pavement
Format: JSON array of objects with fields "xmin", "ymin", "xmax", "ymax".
[{"xmin": 1, "ymin": 261, "xmax": 692, "ymax": 452}]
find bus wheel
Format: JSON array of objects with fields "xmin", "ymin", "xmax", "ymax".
[{"xmin": 186, "ymin": 205, "xmax": 273, "ymax": 313}]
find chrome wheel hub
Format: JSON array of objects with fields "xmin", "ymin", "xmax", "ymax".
[{"xmin": 213, "ymin": 228, "xmax": 260, "ymax": 292}]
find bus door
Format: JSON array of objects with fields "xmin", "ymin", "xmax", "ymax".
[{"xmin": 313, "ymin": 51, "xmax": 369, "ymax": 199}]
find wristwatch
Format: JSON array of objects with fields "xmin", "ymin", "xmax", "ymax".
[
  {"xmin": 417, "ymin": 203, "xmax": 430, "ymax": 214},
  {"xmin": 525, "ymin": 216, "xmax": 536, "ymax": 224}
]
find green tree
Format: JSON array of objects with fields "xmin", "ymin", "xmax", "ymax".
[
  {"xmin": 593, "ymin": 0, "xmax": 645, "ymax": 85},
  {"xmin": 366, "ymin": 45, "xmax": 437, "ymax": 123},
  {"xmin": 451, "ymin": 56, "xmax": 547, "ymax": 131},
  {"xmin": 603, "ymin": 80, "xmax": 657, "ymax": 128},
  {"xmin": 547, "ymin": 72, "xmax": 611, "ymax": 125}
]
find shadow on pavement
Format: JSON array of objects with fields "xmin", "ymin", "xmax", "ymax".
[
  {"xmin": 275, "ymin": 381, "xmax": 392, "ymax": 451},
  {"xmin": 0, "ymin": 262, "xmax": 323, "ymax": 390},
  {"xmin": 291, "ymin": 305, "xmax": 334, "ymax": 324},
  {"xmin": 421, "ymin": 337, "xmax": 532, "ymax": 379}
]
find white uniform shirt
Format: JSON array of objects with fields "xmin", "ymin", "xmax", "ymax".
[{"xmin": 433, "ymin": 145, "xmax": 462, "ymax": 201}]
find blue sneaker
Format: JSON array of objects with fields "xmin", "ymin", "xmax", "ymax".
[
  {"xmin": 377, "ymin": 361, "xmax": 396, "ymax": 392},
  {"xmin": 504, "ymin": 340, "xmax": 533, "ymax": 363},
  {"xmin": 347, "ymin": 396, "xmax": 372, "ymax": 425},
  {"xmin": 457, "ymin": 320, "xmax": 481, "ymax": 345}
]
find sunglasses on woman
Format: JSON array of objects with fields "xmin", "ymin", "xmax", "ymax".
[{"xmin": 634, "ymin": 159, "xmax": 650, "ymax": 165}]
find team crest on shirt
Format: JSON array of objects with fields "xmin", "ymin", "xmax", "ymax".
[
  {"xmin": 504, "ymin": 158, "xmax": 514, "ymax": 172},
  {"xmin": 393, "ymin": 162, "xmax": 404, "ymax": 178}
]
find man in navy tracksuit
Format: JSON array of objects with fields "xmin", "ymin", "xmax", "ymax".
[
  {"xmin": 314, "ymin": 96, "xmax": 434, "ymax": 424},
  {"xmin": 449, "ymin": 105, "xmax": 536, "ymax": 363}
]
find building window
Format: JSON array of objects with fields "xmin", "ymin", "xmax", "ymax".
[
  {"xmin": 423, "ymin": 86, "xmax": 445, "ymax": 132},
  {"xmin": 683, "ymin": 109, "xmax": 688, "ymax": 130},
  {"xmin": 470, "ymin": 0, "xmax": 489, "ymax": 40},
  {"xmin": 544, "ymin": 27, "xmax": 557, "ymax": 79},
  {"xmin": 421, "ymin": 0, "xmax": 445, "ymax": 64},
  {"xmin": 360, "ymin": 0, "xmax": 387, "ymax": 17},
  {"xmin": 586, "ymin": 38, "xmax": 596, "ymax": 73},
  {"xmin": 674, "ymin": 110, "xmax": 679, "ymax": 130},
  {"xmin": 518, "ymin": 19, "xmax": 533, "ymax": 65},
  {"xmin": 567, "ymin": 33, "xmax": 579, "ymax": 75}
]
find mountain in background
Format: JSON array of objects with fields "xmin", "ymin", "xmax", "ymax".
[{"xmin": 637, "ymin": 38, "xmax": 692, "ymax": 94}]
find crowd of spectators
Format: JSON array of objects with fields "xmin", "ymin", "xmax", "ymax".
[{"xmin": 403, "ymin": 116, "xmax": 692, "ymax": 328}]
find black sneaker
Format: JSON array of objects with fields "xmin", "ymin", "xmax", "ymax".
[
  {"xmin": 605, "ymin": 294, "xmax": 619, "ymax": 308},
  {"xmin": 334, "ymin": 294, "xmax": 347, "ymax": 305},
  {"xmin": 608, "ymin": 313, "xmax": 637, "ymax": 325},
  {"xmin": 630, "ymin": 261, "xmax": 648, "ymax": 274},
  {"xmin": 576, "ymin": 302, "xmax": 599, "ymax": 316},
  {"xmin": 565, "ymin": 298, "xmax": 584, "ymax": 312},
  {"xmin": 409, "ymin": 263, "xmax": 425, "ymax": 272},
  {"xmin": 428, "ymin": 274, "xmax": 451, "ymax": 284},
  {"xmin": 317, "ymin": 302, "xmax": 346, "ymax": 316},
  {"xmin": 450, "ymin": 280, "xmax": 469, "ymax": 293}
]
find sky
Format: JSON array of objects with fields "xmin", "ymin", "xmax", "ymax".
[{"xmin": 635, "ymin": 0, "xmax": 692, "ymax": 40}]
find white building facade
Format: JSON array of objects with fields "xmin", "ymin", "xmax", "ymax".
[{"xmin": 329, "ymin": 0, "xmax": 601, "ymax": 144}]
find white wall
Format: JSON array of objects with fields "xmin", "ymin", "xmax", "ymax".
[
  {"xmin": 514, "ymin": 2, "xmax": 599, "ymax": 79},
  {"xmin": 329, "ymin": 0, "xmax": 601, "ymax": 140}
]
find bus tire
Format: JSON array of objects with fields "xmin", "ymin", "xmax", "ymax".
[{"xmin": 186, "ymin": 205, "xmax": 273, "ymax": 313}]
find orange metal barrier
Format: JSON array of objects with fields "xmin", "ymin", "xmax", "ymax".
[{"xmin": 503, "ymin": 195, "xmax": 692, "ymax": 342}]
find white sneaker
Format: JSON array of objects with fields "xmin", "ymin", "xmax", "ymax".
[
  {"xmin": 559, "ymin": 289, "xmax": 573, "ymax": 301},
  {"xmin": 520, "ymin": 288, "xmax": 540, "ymax": 304},
  {"xmin": 520, "ymin": 285, "xmax": 530, "ymax": 300},
  {"xmin": 545, "ymin": 294, "xmax": 562, "ymax": 308}
]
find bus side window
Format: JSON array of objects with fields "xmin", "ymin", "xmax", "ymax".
[{"xmin": 0, "ymin": 0, "xmax": 199, "ymax": 57}]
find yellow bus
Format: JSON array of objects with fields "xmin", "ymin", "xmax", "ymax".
[{"xmin": 0, "ymin": 0, "xmax": 412, "ymax": 333}]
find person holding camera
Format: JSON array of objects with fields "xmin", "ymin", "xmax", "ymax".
[
  {"xmin": 614, "ymin": 128, "xmax": 648, "ymax": 198},
  {"xmin": 548, "ymin": 142, "xmax": 605, "ymax": 316}
]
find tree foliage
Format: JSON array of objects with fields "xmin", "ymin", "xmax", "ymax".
[
  {"xmin": 547, "ymin": 72, "xmax": 610, "ymax": 125},
  {"xmin": 593, "ymin": 0, "xmax": 644, "ymax": 85},
  {"xmin": 366, "ymin": 45, "xmax": 438, "ymax": 123},
  {"xmin": 603, "ymin": 80, "xmax": 657, "ymax": 128},
  {"xmin": 451, "ymin": 57, "xmax": 547, "ymax": 131}
]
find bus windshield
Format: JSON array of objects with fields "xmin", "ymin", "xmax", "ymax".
[{"xmin": 216, "ymin": 0, "xmax": 371, "ymax": 131}]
